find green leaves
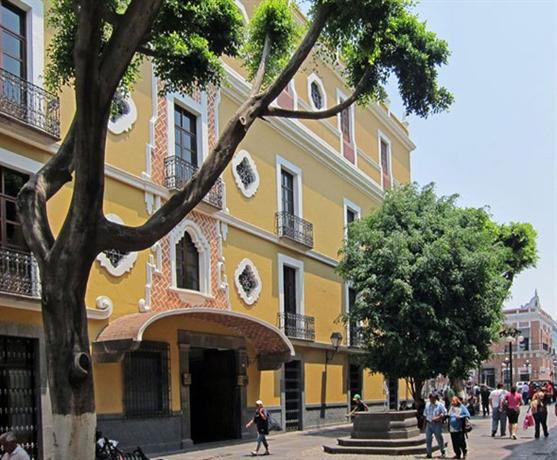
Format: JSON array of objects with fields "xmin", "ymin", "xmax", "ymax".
[
  {"xmin": 243, "ymin": 0, "xmax": 302, "ymax": 87},
  {"xmin": 338, "ymin": 184, "xmax": 537, "ymax": 382}
]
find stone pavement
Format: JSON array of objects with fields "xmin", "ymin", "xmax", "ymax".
[{"xmin": 163, "ymin": 407, "xmax": 557, "ymax": 460}]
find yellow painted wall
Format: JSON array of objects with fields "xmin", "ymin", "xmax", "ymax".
[
  {"xmin": 363, "ymin": 371, "xmax": 385, "ymax": 401},
  {"xmin": 303, "ymin": 349, "xmax": 347, "ymax": 405}
]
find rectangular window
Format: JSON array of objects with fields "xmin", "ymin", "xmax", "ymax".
[
  {"xmin": 124, "ymin": 342, "xmax": 170, "ymax": 417},
  {"xmin": 0, "ymin": 2, "xmax": 26, "ymax": 78},
  {"xmin": 346, "ymin": 208, "xmax": 357, "ymax": 225},
  {"xmin": 348, "ymin": 287, "xmax": 358, "ymax": 346},
  {"xmin": 174, "ymin": 105, "xmax": 198, "ymax": 167},
  {"xmin": 340, "ymin": 107, "xmax": 351, "ymax": 142},
  {"xmin": 283, "ymin": 265, "xmax": 297, "ymax": 315},
  {"xmin": 0, "ymin": 165, "xmax": 28, "ymax": 250},
  {"xmin": 380, "ymin": 138, "xmax": 391, "ymax": 189},
  {"xmin": 281, "ymin": 169, "xmax": 295, "ymax": 215}
]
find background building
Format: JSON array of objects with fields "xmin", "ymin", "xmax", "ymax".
[
  {"xmin": 481, "ymin": 291, "xmax": 556, "ymax": 388},
  {"xmin": 0, "ymin": 0, "xmax": 414, "ymax": 457}
]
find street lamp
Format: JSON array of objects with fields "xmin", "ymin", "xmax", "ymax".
[
  {"xmin": 500, "ymin": 326, "xmax": 523, "ymax": 390},
  {"xmin": 326, "ymin": 332, "xmax": 343, "ymax": 363}
]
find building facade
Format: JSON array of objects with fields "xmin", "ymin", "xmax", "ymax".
[
  {"xmin": 481, "ymin": 292, "xmax": 556, "ymax": 388},
  {"xmin": 0, "ymin": 0, "xmax": 415, "ymax": 457}
]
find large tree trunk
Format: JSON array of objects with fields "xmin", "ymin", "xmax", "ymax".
[{"xmin": 42, "ymin": 267, "xmax": 95, "ymax": 459}]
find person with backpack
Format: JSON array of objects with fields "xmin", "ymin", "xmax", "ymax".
[
  {"xmin": 448, "ymin": 396, "xmax": 471, "ymax": 459},
  {"xmin": 531, "ymin": 389, "xmax": 549, "ymax": 439},
  {"xmin": 504, "ymin": 386, "xmax": 523, "ymax": 439},
  {"xmin": 246, "ymin": 400, "xmax": 270, "ymax": 456}
]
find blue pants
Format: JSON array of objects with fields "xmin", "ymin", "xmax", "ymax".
[
  {"xmin": 426, "ymin": 422, "xmax": 445, "ymax": 455},
  {"xmin": 256, "ymin": 432, "xmax": 268, "ymax": 451},
  {"xmin": 491, "ymin": 407, "xmax": 507, "ymax": 435}
]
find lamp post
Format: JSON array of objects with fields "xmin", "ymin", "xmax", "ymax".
[
  {"xmin": 500, "ymin": 327, "xmax": 523, "ymax": 390},
  {"xmin": 326, "ymin": 332, "xmax": 343, "ymax": 363}
]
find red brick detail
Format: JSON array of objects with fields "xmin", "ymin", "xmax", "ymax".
[{"xmin": 96, "ymin": 308, "xmax": 293, "ymax": 356}]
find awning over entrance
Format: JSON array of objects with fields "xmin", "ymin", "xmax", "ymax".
[{"xmin": 93, "ymin": 307, "xmax": 295, "ymax": 370}]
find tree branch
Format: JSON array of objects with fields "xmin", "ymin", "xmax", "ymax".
[
  {"xmin": 262, "ymin": 67, "xmax": 373, "ymax": 119},
  {"xmin": 250, "ymin": 34, "xmax": 272, "ymax": 97},
  {"xmin": 17, "ymin": 123, "xmax": 77, "ymax": 262}
]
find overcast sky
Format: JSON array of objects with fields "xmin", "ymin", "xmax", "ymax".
[{"xmin": 383, "ymin": 0, "xmax": 556, "ymax": 314}]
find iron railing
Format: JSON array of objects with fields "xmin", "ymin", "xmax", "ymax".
[
  {"xmin": 277, "ymin": 312, "xmax": 315, "ymax": 341},
  {"xmin": 349, "ymin": 324, "xmax": 363, "ymax": 348},
  {"xmin": 0, "ymin": 247, "xmax": 40, "ymax": 298},
  {"xmin": 163, "ymin": 156, "xmax": 224, "ymax": 210},
  {"xmin": 275, "ymin": 211, "xmax": 314, "ymax": 248},
  {"xmin": 0, "ymin": 68, "xmax": 60, "ymax": 139}
]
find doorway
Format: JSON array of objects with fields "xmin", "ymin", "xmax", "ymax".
[
  {"xmin": 349, "ymin": 364, "xmax": 363, "ymax": 410},
  {"xmin": 189, "ymin": 348, "xmax": 239, "ymax": 443},
  {"xmin": 284, "ymin": 360, "xmax": 302, "ymax": 431}
]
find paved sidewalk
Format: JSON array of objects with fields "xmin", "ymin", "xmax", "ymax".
[{"xmin": 163, "ymin": 407, "xmax": 557, "ymax": 459}]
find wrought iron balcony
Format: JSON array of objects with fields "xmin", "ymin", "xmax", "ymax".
[
  {"xmin": 277, "ymin": 312, "xmax": 315, "ymax": 341},
  {"xmin": 349, "ymin": 324, "xmax": 364, "ymax": 348},
  {"xmin": 163, "ymin": 156, "xmax": 224, "ymax": 210},
  {"xmin": 0, "ymin": 247, "xmax": 40, "ymax": 298},
  {"xmin": 0, "ymin": 68, "xmax": 60, "ymax": 139},
  {"xmin": 275, "ymin": 211, "xmax": 314, "ymax": 248}
]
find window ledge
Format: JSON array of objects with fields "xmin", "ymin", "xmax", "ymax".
[{"xmin": 169, "ymin": 287, "xmax": 214, "ymax": 305}]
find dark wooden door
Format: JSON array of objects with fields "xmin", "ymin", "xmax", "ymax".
[
  {"xmin": 284, "ymin": 361, "xmax": 302, "ymax": 431},
  {"xmin": 0, "ymin": 336, "xmax": 39, "ymax": 459},
  {"xmin": 349, "ymin": 364, "xmax": 363, "ymax": 408}
]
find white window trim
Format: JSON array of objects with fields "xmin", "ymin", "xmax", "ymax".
[
  {"xmin": 166, "ymin": 92, "xmax": 209, "ymax": 164},
  {"xmin": 232, "ymin": 149, "xmax": 260, "ymax": 198},
  {"xmin": 234, "ymin": 258, "xmax": 262, "ymax": 305},
  {"xmin": 277, "ymin": 253, "xmax": 305, "ymax": 315},
  {"xmin": 234, "ymin": 0, "xmax": 249, "ymax": 22},
  {"xmin": 307, "ymin": 73, "xmax": 327, "ymax": 111},
  {"xmin": 378, "ymin": 129, "xmax": 393, "ymax": 190},
  {"xmin": 336, "ymin": 89, "xmax": 357, "ymax": 166},
  {"xmin": 343, "ymin": 198, "xmax": 361, "ymax": 238},
  {"xmin": 288, "ymin": 80, "xmax": 299, "ymax": 110},
  {"xmin": 96, "ymin": 214, "xmax": 139, "ymax": 277},
  {"xmin": 169, "ymin": 219, "xmax": 212, "ymax": 298},
  {"xmin": 276, "ymin": 155, "xmax": 303, "ymax": 217},
  {"xmin": 0, "ymin": 146, "xmax": 41, "ymax": 174},
  {"xmin": 10, "ymin": 0, "xmax": 44, "ymax": 85}
]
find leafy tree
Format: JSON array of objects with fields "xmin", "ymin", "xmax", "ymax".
[
  {"xmin": 17, "ymin": 1, "xmax": 452, "ymax": 456},
  {"xmin": 337, "ymin": 184, "xmax": 537, "ymax": 401}
]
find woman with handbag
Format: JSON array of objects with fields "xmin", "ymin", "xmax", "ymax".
[
  {"xmin": 246, "ymin": 400, "xmax": 270, "ymax": 456},
  {"xmin": 531, "ymin": 390, "xmax": 549, "ymax": 438},
  {"xmin": 504, "ymin": 386, "xmax": 523, "ymax": 439},
  {"xmin": 448, "ymin": 397, "xmax": 471, "ymax": 459}
]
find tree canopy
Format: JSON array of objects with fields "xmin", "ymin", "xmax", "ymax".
[{"xmin": 337, "ymin": 184, "xmax": 537, "ymax": 397}]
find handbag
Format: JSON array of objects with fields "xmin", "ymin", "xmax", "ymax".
[
  {"xmin": 463, "ymin": 416, "xmax": 473, "ymax": 433},
  {"xmin": 523, "ymin": 412, "xmax": 534, "ymax": 430},
  {"xmin": 267, "ymin": 413, "xmax": 282, "ymax": 432}
]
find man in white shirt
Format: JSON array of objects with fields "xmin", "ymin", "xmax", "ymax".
[
  {"xmin": 424, "ymin": 393, "xmax": 447, "ymax": 459},
  {"xmin": 489, "ymin": 383, "xmax": 507, "ymax": 437},
  {"xmin": 0, "ymin": 432, "xmax": 30, "ymax": 460}
]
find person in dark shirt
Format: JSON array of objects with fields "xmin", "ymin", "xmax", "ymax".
[
  {"xmin": 246, "ymin": 400, "xmax": 270, "ymax": 456},
  {"xmin": 480, "ymin": 385, "xmax": 490, "ymax": 417},
  {"xmin": 347, "ymin": 394, "xmax": 369, "ymax": 418}
]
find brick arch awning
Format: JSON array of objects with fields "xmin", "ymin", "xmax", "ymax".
[{"xmin": 93, "ymin": 308, "xmax": 295, "ymax": 370}]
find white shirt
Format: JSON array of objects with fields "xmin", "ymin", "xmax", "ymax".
[
  {"xmin": 1, "ymin": 446, "xmax": 30, "ymax": 460},
  {"xmin": 489, "ymin": 389, "xmax": 507, "ymax": 409}
]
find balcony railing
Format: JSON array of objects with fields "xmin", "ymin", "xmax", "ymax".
[
  {"xmin": 277, "ymin": 312, "xmax": 315, "ymax": 341},
  {"xmin": 164, "ymin": 156, "xmax": 224, "ymax": 210},
  {"xmin": 349, "ymin": 324, "xmax": 364, "ymax": 348},
  {"xmin": 275, "ymin": 212, "xmax": 314, "ymax": 248},
  {"xmin": 0, "ymin": 68, "xmax": 60, "ymax": 139},
  {"xmin": 0, "ymin": 247, "xmax": 40, "ymax": 298}
]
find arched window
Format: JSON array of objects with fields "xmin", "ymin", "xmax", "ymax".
[{"xmin": 175, "ymin": 231, "xmax": 200, "ymax": 291}]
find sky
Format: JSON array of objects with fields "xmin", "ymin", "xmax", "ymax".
[
  {"xmin": 299, "ymin": 0, "xmax": 557, "ymax": 314},
  {"xmin": 383, "ymin": 0, "xmax": 556, "ymax": 314}
]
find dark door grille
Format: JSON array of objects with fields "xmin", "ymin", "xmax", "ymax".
[
  {"xmin": 0, "ymin": 335, "xmax": 39, "ymax": 459},
  {"xmin": 284, "ymin": 361, "xmax": 302, "ymax": 431}
]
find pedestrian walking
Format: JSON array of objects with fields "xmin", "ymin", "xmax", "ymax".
[
  {"xmin": 0, "ymin": 432, "xmax": 30, "ymax": 460},
  {"xmin": 448, "ymin": 397, "xmax": 470, "ymax": 459},
  {"xmin": 480, "ymin": 385, "xmax": 490, "ymax": 417},
  {"xmin": 246, "ymin": 400, "xmax": 270, "ymax": 456},
  {"xmin": 424, "ymin": 393, "xmax": 447, "ymax": 459},
  {"xmin": 504, "ymin": 386, "xmax": 523, "ymax": 440},
  {"xmin": 522, "ymin": 384, "xmax": 530, "ymax": 405},
  {"xmin": 530, "ymin": 389, "xmax": 549, "ymax": 439},
  {"xmin": 489, "ymin": 383, "xmax": 507, "ymax": 437}
]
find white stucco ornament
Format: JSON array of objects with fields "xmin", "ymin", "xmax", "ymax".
[
  {"xmin": 234, "ymin": 258, "xmax": 262, "ymax": 305},
  {"xmin": 232, "ymin": 150, "xmax": 260, "ymax": 198},
  {"xmin": 96, "ymin": 214, "xmax": 138, "ymax": 276},
  {"xmin": 108, "ymin": 93, "xmax": 138, "ymax": 135}
]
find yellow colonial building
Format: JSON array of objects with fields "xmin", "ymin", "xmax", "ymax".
[{"xmin": 0, "ymin": 0, "xmax": 414, "ymax": 457}]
